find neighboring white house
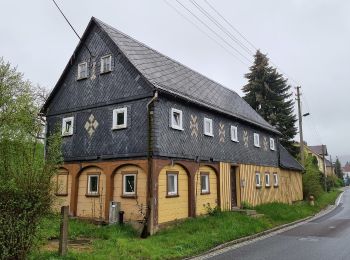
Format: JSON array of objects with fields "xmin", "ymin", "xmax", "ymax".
[{"xmin": 343, "ymin": 162, "xmax": 350, "ymax": 183}]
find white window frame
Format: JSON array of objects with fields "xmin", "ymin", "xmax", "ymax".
[
  {"xmin": 100, "ymin": 54, "xmax": 112, "ymax": 73},
  {"xmin": 255, "ymin": 172, "xmax": 261, "ymax": 187},
  {"xmin": 200, "ymin": 173, "xmax": 210, "ymax": 194},
  {"xmin": 273, "ymin": 173, "xmax": 279, "ymax": 187},
  {"xmin": 112, "ymin": 107, "xmax": 127, "ymax": 130},
  {"xmin": 231, "ymin": 125, "xmax": 239, "ymax": 142},
  {"xmin": 170, "ymin": 108, "xmax": 183, "ymax": 131},
  {"xmin": 61, "ymin": 117, "xmax": 74, "ymax": 136},
  {"xmin": 123, "ymin": 173, "xmax": 136, "ymax": 196},
  {"xmin": 270, "ymin": 137, "xmax": 275, "ymax": 150},
  {"xmin": 203, "ymin": 117, "xmax": 213, "ymax": 136},
  {"xmin": 87, "ymin": 175, "xmax": 99, "ymax": 195},
  {"xmin": 77, "ymin": 62, "xmax": 88, "ymax": 80},
  {"xmin": 254, "ymin": 133, "xmax": 260, "ymax": 147},
  {"xmin": 167, "ymin": 173, "xmax": 178, "ymax": 196},
  {"xmin": 265, "ymin": 172, "xmax": 270, "ymax": 187}
]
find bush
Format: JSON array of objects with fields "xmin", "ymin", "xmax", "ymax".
[{"xmin": 303, "ymin": 155, "xmax": 324, "ymax": 199}]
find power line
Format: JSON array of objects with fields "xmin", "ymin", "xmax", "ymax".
[
  {"xmin": 173, "ymin": 0, "xmax": 252, "ymax": 64},
  {"xmin": 163, "ymin": 0, "xmax": 250, "ymax": 66}
]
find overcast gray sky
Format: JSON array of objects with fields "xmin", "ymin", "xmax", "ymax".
[{"xmin": 1, "ymin": 0, "xmax": 349, "ymax": 160}]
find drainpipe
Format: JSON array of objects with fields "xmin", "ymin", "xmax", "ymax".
[{"xmin": 142, "ymin": 90, "xmax": 158, "ymax": 238}]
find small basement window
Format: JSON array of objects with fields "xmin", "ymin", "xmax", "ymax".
[
  {"xmin": 170, "ymin": 108, "xmax": 183, "ymax": 130},
  {"xmin": 265, "ymin": 172, "xmax": 270, "ymax": 187},
  {"xmin": 270, "ymin": 138, "xmax": 275, "ymax": 150},
  {"xmin": 273, "ymin": 173, "xmax": 279, "ymax": 187},
  {"xmin": 62, "ymin": 117, "xmax": 74, "ymax": 136},
  {"xmin": 123, "ymin": 173, "xmax": 136, "ymax": 196},
  {"xmin": 204, "ymin": 117, "xmax": 213, "ymax": 136},
  {"xmin": 231, "ymin": 125, "xmax": 238, "ymax": 142},
  {"xmin": 87, "ymin": 174, "xmax": 99, "ymax": 195},
  {"xmin": 77, "ymin": 62, "xmax": 88, "ymax": 80},
  {"xmin": 112, "ymin": 107, "xmax": 127, "ymax": 129},
  {"xmin": 254, "ymin": 133, "xmax": 260, "ymax": 147},
  {"xmin": 101, "ymin": 55, "xmax": 112, "ymax": 73},
  {"xmin": 200, "ymin": 173, "xmax": 210, "ymax": 194},
  {"xmin": 255, "ymin": 172, "xmax": 261, "ymax": 187},
  {"xmin": 167, "ymin": 172, "xmax": 178, "ymax": 196}
]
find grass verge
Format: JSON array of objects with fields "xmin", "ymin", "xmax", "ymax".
[{"xmin": 30, "ymin": 189, "xmax": 342, "ymax": 260}]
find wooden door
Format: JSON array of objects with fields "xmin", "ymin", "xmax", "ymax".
[{"xmin": 231, "ymin": 167, "xmax": 237, "ymax": 208}]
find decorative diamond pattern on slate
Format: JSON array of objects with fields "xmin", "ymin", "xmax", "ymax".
[
  {"xmin": 263, "ymin": 136, "xmax": 268, "ymax": 151},
  {"xmin": 219, "ymin": 123, "xmax": 225, "ymax": 143},
  {"xmin": 243, "ymin": 130, "xmax": 249, "ymax": 148},
  {"xmin": 190, "ymin": 115, "xmax": 198, "ymax": 138},
  {"xmin": 85, "ymin": 114, "xmax": 99, "ymax": 137}
]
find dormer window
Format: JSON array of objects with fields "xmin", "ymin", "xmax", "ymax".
[
  {"xmin": 112, "ymin": 107, "xmax": 127, "ymax": 130},
  {"xmin": 204, "ymin": 117, "xmax": 213, "ymax": 136},
  {"xmin": 254, "ymin": 133, "xmax": 260, "ymax": 147},
  {"xmin": 101, "ymin": 55, "xmax": 112, "ymax": 73},
  {"xmin": 62, "ymin": 117, "xmax": 74, "ymax": 136},
  {"xmin": 170, "ymin": 108, "xmax": 183, "ymax": 130},
  {"xmin": 270, "ymin": 138, "xmax": 275, "ymax": 150},
  {"xmin": 77, "ymin": 62, "xmax": 88, "ymax": 80}
]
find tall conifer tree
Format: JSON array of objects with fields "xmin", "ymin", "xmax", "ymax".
[{"xmin": 243, "ymin": 50, "xmax": 298, "ymax": 156}]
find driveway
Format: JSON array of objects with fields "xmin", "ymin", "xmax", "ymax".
[{"xmin": 204, "ymin": 188, "xmax": 349, "ymax": 260}]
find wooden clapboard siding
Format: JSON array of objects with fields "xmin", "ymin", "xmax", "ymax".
[
  {"xmin": 113, "ymin": 165, "xmax": 147, "ymax": 221},
  {"xmin": 158, "ymin": 164, "xmax": 189, "ymax": 224},
  {"xmin": 195, "ymin": 166, "xmax": 218, "ymax": 215},
  {"xmin": 239, "ymin": 164, "xmax": 303, "ymax": 206},
  {"xmin": 76, "ymin": 167, "xmax": 106, "ymax": 219},
  {"xmin": 219, "ymin": 162, "xmax": 232, "ymax": 211}
]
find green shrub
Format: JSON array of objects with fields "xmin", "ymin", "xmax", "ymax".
[{"xmin": 303, "ymin": 155, "xmax": 324, "ymax": 199}]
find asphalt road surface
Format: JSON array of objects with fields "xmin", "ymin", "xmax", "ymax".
[{"xmin": 207, "ymin": 188, "xmax": 350, "ymax": 260}]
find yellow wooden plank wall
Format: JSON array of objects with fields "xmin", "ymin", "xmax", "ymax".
[
  {"xmin": 77, "ymin": 167, "xmax": 106, "ymax": 219},
  {"xmin": 158, "ymin": 164, "xmax": 189, "ymax": 224},
  {"xmin": 52, "ymin": 170, "xmax": 72, "ymax": 212},
  {"xmin": 195, "ymin": 166, "xmax": 218, "ymax": 215},
  {"xmin": 219, "ymin": 162, "xmax": 232, "ymax": 211},
  {"xmin": 113, "ymin": 165, "xmax": 147, "ymax": 221}
]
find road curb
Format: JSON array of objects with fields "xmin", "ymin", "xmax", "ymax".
[{"xmin": 187, "ymin": 191, "xmax": 344, "ymax": 260}]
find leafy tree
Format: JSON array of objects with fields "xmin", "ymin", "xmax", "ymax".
[
  {"xmin": 243, "ymin": 50, "xmax": 298, "ymax": 156},
  {"xmin": 302, "ymin": 155, "xmax": 323, "ymax": 199},
  {"xmin": 334, "ymin": 158, "xmax": 343, "ymax": 179},
  {"xmin": 0, "ymin": 57, "xmax": 62, "ymax": 259}
]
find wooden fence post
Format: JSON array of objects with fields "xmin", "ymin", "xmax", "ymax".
[{"xmin": 59, "ymin": 206, "xmax": 69, "ymax": 256}]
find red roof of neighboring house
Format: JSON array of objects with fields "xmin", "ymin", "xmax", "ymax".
[{"xmin": 343, "ymin": 162, "xmax": 350, "ymax": 172}]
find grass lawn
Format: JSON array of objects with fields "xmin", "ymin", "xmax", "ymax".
[{"xmin": 30, "ymin": 189, "xmax": 341, "ymax": 260}]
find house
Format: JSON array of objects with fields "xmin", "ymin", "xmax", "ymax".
[
  {"xmin": 306, "ymin": 145, "xmax": 334, "ymax": 176},
  {"xmin": 43, "ymin": 17, "xmax": 303, "ymax": 233},
  {"xmin": 343, "ymin": 162, "xmax": 350, "ymax": 181}
]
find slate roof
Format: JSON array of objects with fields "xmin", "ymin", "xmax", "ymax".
[
  {"xmin": 308, "ymin": 145, "xmax": 328, "ymax": 156},
  {"xmin": 279, "ymin": 144, "xmax": 304, "ymax": 171},
  {"xmin": 92, "ymin": 18, "xmax": 279, "ymax": 134}
]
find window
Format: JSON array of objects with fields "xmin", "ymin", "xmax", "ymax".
[
  {"xmin": 77, "ymin": 62, "xmax": 88, "ymax": 80},
  {"xmin": 231, "ymin": 125, "xmax": 238, "ymax": 142},
  {"xmin": 112, "ymin": 107, "xmax": 127, "ymax": 129},
  {"xmin": 270, "ymin": 138, "xmax": 275, "ymax": 150},
  {"xmin": 170, "ymin": 108, "xmax": 183, "ymax": 130},
  {"xmin": 62, "ymin": 117, "xmax": 74, "ymax": 136},
  {"xmin": 101, "ymin": 55, "xmax": 112, "ymax": 73},
  {"xmin": 273, "ymin": 173, "xmax": 279, "ymax": 187},
  {"xmin": 123, "ymin": 173, "xmax": 136, "ymax": 196},
  {"xmin": 254, "ymin": 133, "xmax": 260, "ymax": 147},
  {"xmin": 55, "ymin": 170, "xmax": 68, "ymax": 196},
  {"xmin": 204, "ymin": 117, "xmax": 213, "ymax": 136},
  {"xmin": 265, "ymin": 173, "xmax": 270, "ymax": 187},
  {"xmin": 87, "ymin": 175, "xmax": 99, "ymax": 195},
  {"xmin": 200, "ymin": 173, "xmax": 210, "ymax": 194},
  {"xmin": 167, "ymin": 172, "xmax": 178, "ymax": 196},
  {"xmin": 255, "ymin": 172, "xmax": 261, "ymax": 187}
]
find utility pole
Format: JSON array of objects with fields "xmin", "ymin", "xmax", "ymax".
[
  {"xmin": 296, "ymin": 86, "xmax": 304, "ymax": 166},
  {"xmin": 322, "ymin": 144, "xmax": 327, "ymax": 191}
]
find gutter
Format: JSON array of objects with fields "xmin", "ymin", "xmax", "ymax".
[{"xmin": 142, "ymin": 90, "xmax": 158, "ymax": 238}]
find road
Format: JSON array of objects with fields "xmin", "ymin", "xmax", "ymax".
[{"xmin": 206, "ymin": 188, "xmax": 350, "ymax": 260}]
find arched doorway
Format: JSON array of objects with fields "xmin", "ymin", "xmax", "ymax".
[{"xmin": 52, "ymin": 167, "xmax": 71, "ymax": 212}]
